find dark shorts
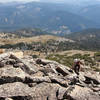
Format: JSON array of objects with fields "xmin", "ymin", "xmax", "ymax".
[{"xmin": 74, "ymin": 64, "xmax": 80, "ymax": 75}]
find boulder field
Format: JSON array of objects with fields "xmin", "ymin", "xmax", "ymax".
[{"xmin": 0, "ymin": 53, "xmax": 100, "ymax": 100}]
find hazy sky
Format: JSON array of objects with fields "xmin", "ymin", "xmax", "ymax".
[
  {"xmin": 0, "ymin": 0, "xmax": 39, "ymax": 2},
  {"xmin": 0, "ymin": 0, "xmax": 86, "ymax": 3},
  {"xmin": 0, "ymin": 0, "xmax": 100, "ymax": 3}
]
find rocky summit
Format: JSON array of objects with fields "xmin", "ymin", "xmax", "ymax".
[{"xmin": 0, "ymin": 53, "xmax": 100, "ymax": 100}]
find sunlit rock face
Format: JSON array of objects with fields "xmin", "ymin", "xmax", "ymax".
[{"xmin": 0, "ymin": 52, "xmax": 100, "ymax": 100}]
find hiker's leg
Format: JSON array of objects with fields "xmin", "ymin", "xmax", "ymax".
[
  {"xmin": 77, "ymin": 65, "xmax": 80, "ymax": 75},
  {"xmin": 74, "ymin": 65, "xmax": 79, "ymax": 74},
  {"xmin": 74, "ymin": 65, "xmax": 77, "ymax": 73}
]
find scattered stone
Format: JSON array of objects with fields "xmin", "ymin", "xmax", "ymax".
[
  {"xmin": 0, "ymin": 62, "xmax": 4, "ymax": 68},
  {"xmin": 56, "ymin": 66, "xmax": 70, "ymax": 76},
  {"xmin": 0, "ymin": 53, "xmax": 99, "ymax": 100},
  {"xmin": 36, "ymin": 59, "xmax": 49, "ymax": 65},
  {"xmin": 13, "ymin": 63, "xmax": 24, "ymax": 68},
  {"xmin": 57, "ymin": 87, "xmax": 68, "ymax": 100},
  {"xmin": 6, "ymin": 59, "xmax": 16, "ymax": 65},
  {"xmin": 67, "ymin": 85, "xmax": 100, "ymax": 100},
  {"xmin": 5, "ymin": 98, "xmax": 13, "ymax": 100},
  {"xmin": 0, "ymin": 82, "xmax": 31, "ymax": 97},
  {"xmin": 84, "ymin": 72, "xmax": 100, "ymax": 84}
]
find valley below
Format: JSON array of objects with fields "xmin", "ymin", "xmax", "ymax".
[
  {"xmin": 0, "ymin": 29, "xmax": 100, "ymax": 73},
  {"xmin": 0, "ymin": 28, "xmax": 100, "ymax": 100}
]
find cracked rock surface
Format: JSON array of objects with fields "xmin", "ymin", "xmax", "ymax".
[{"xmin": 0, "ymin": 53, "xmax": 100, "ymax": 100}]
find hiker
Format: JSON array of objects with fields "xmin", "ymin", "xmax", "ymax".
[{"xmin": 73, "ymin": 59, "xmax": 84, "ymax": 75}]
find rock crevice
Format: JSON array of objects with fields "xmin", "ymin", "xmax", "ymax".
[{"xmin": 0, "ymin": 53, "xmax": 99, "ymax": 100}]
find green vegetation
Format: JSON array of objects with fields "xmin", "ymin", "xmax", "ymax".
[
  {"xmin": 92, "ymin": 67, "xmax": 100, "ymax": 72},
  {"xmin": 67, "ymin": 29, "xmax": 100, "ymax": 50},
  {"xmin": 46, "ymin": 53, "xmax": 96, "ymax": 68},
  {"xmin": 32, "ymin": 55, "xmax": 38, "ymax": 59},
  {"xmin": 46, "ymin": 54, "xmax": 74, "ymax": 67},
  {"xmin": 94, "ymin": 52, "xmax": 100, "ymax": 57},
  {"xmin": 0, "ymin": 40, "xmax": 76, "ymax": 52},
  {"xmin": 94, "ymin": 52, "xmax": 100, "ymax": 62}
]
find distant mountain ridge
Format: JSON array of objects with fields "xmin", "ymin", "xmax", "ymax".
[
  {"xmin": 68, "ymin": 28, "xmax": 100, "ymax": 40},
  {"xmin": 1, "ymin": 28, "xmax": 100, "ymax": 51},
  {"xmin": 79, "ymin": 4, "xmax": 100, "ymax": 24},
  {"xmin": 0, "ymin": 2, "xmax": 99, "ymax": 35}
]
